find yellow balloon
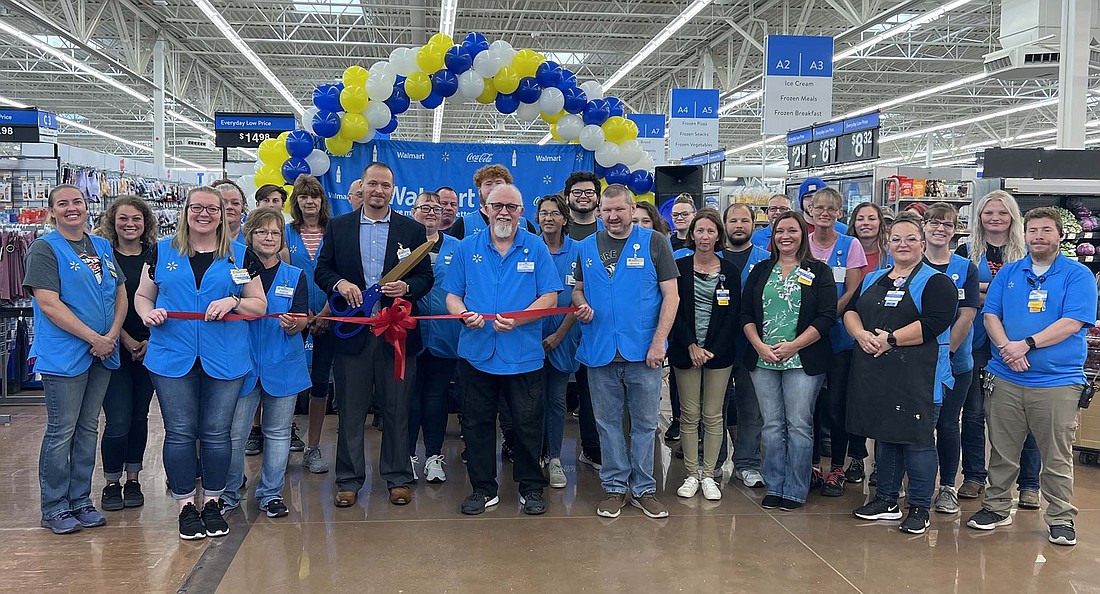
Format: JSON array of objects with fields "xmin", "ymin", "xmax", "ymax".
[
  {"xmin": 339, "ymin": 112, "xmax": 369, "ymax": 140},
  {"xmin": 257, "ymin": 138, "xmax": 281, "ymax": 165},
  {"xmin": 602, "ymin": 116, "xmax": 629, "ymax": 144},
  {"xmin": 325, "ymin": 136, "xmax": 352, "ymax": 156},
  {"xmin": 550, "ymin": 123, "xmax": 563, "ymax": 142},
  {"xmin": 622, "ymin": 118, "xmax": 639, "ymax": 142},
  {"xmin": 494, "ymin": 66, "xmax": 520, "ymax": 94},
  {"xmin": 598, "ymin": 177, "xmax": 608, "ymax": 193},
  {"xmin": 475, "ymin": 77, "xmax": 497, "ymax": 104},
  {"xmin": 428, "ymin": 33, "xmax": 454, "ymax": 49},
  {"xmin": 405, "ymin": 71, "xmax": 432, "ymax": 101},
  {"xmin": 277, "ymin": 131, "xmax": 290, "ymax": 143},
  {"xmin": 342, "ymin": 65, "xmax": 368, "ymax": 89},
  {"xmin": 416, "ymin": 45, "xmax": 445, "ymax": 74},
  {"xmin": 512, "ymin": 49, "xmax": 539, "ymax": 78},
  {"xmin": 255, "ymin": 165, "xmax": 282, "ymax": 187},
  {"xmin": 540, "ymin": 109, "xmax": 565, "ymax": 124},
  {"xmin": 282, "ymin": 186, "xmax": 296, "ymax": 212},
  {"xmin": 634, "ymin": 192, "xmax": 655, "ymax": 204},
  {"xmin": 340, "ymin": 85, "xmax": 369, "ymax": 113}
]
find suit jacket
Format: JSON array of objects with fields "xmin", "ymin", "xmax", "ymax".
[
  {"xmin": 669, "ymin": 255, "xmax": 742, "ymax": 370},
  {"xmin": 315, "ymin": 207, "xmax": 434, "ymax": 356},
  {"xmin": 739, "ymin": 258, "xmax": 837, "ymax": 376}
]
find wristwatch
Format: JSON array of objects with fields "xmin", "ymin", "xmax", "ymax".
[
  {"xmin": 1025, "ymin": 336, "xmax": 1037, "ymax": 350},
  {"xmin": 887, "ymin": 332, "xmax": 897, "ymax": 347}
]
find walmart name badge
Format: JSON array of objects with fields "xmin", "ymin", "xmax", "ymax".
[
  {"xmin": 716, "ymin": 288, "xmax": 730, "ymax": 306},
  {"xmin": 397, "ymin": 247, "xmax": 412, "ymax": 260},
  {"xmin": 275, "ymin": 284, "xmax": 295, "ymax": 298},
  {"xmin": 1028, "ymin": 289, "xmax": 1047, "ymax": 313},
  {"xmin": 517, "ymin": 261, "xmax": 534, "ymax": 273},
  {"xmin": 104, "ymin": 259, "xmax": 117, "ymax": 278},
  {"xmin": 796, "ymin": 268, "xmax": 815, "ymax": 286},
  {"xmin": 885, "ymin": 289, "xmax": 905, "ymax": 308},
  {"xmin": 230, "ymin": 268, "xmax": 251, "ymax": 285},
  {"xmin": 958, "ymin": 288, "xmax": 966, "ymax": 300},
  {"xmin": 832, "ymin": 266, "xmax": 846, "ymax": 282},
  {"xmin": 565, "ymin": 274, "xmax": 576, "ymax": 286},
  {"xmin": 626, "ymin": 257, "xmax": 645, "ymax": 268}
]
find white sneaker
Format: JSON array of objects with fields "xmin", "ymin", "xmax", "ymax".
[
  {"xmin": 677, "ymin": 476, "xmax": 700, "ymax": 498},
  {"xmin": 424, "ymin": 454, "xmax": 446, "ymax": 483},
  {"xmin": 410, "ymin": 456, "xmax": 419, "ymax": 481},
  {"xmin": 738, "ymin": 469, "xmax": 765, "ymax": 488},
  {"xmin": 700, "ymin": 477, "xmax": 722, "ymax": 501},
  {"xmin": 547, "ymin": 458, "xmax": 567, "ymax": 488}
]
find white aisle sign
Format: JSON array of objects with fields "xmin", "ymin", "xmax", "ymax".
[
  {"xmin": 762, "ymin": 35, "xmax": 834, "ymax": 135},
  {"xmin": 668, "ymin": 89, "xmax": 719, "ymax": 161}
]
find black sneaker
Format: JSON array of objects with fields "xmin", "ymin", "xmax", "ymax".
[
  {"xmin": 779, "ymin": 498, "xmax": 803, "ymax": 511},
  {"xmin": 244, "ymin": 426, "xmax": 263, "ymax": 456},
  {"xmin": 519, "ymin": 491, "xmax": 547, "ymax": 515},
  {"xmin": 371, "ymin": 413, "xmax": 383, "ymax": 431},
  {"xmin": 899, "ymin": 506, "xmax": 931, "ymax": 534},
  {"xmin": 261, "ymin": 498, "xmax": 289, "ymax": 518},
  {"xmin": 123, "ymin": 480, "xmax": 144, "ymax": 508},
  {"xmin": 460, "ymin": 492, "xmax": 499, "ymax": 515},
  {"xmin": 854, "ymin": 498, "xmax": 903, "ymax": 521},
  {"xmin": 1049, "ymin": 522, "xmax": 1076, "ymax": 546},
  {"xmin": 821, "ymin": 467, "xmax": 846, "ymax": 497},
  {"xmin": 809, "ymin": 466, "xmax": 824, "ymax": 490},
  {"xmin": 966, "ymin": 508, "xmax": 1013, "ymax": 531},
  {"xmin": 289, "ymin": 423, "xmax": 305, "ymax": 452},
  {"xmin": 201, "ymin": 499, "xmax": 230, "ymax": 537},
  {"xmin": 868, "ymin": 468, "xmax": 877, "ymax": 486},
  {"xmin": 761, "ymin": 494, "xmax": 782, "ymax": 509},
  {"xmin": 845, "ymin": 458, "xmax": 865, "ymax": 484},
  {"xmin": 665, "ymin": 418, "xmax": 681, "ymax": 441},
  {"xmin": 178, "ymin": 503, "xmax": 206, "ymax": 540},
  {"xmin": 101, "ymin": 482, "xmax": 124, "ymax": 511}
]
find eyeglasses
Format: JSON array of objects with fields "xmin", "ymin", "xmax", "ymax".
[
  {"xmin": 414, "ymin": 205, "xmax": 443, "ymax": 215},
  {"xmin": 569, "ymin": 189, "xmax": 597, "ymax": 198},
  {"xmin": 252, "ymin": 229, "xmax": 283, "ymax": 238},
  {"xmin": 487, "ymin": 202, "xmax": 521, "ymax": 213},
  {"xmin": 188, "ymin": 204, "xmax": 222, "ymax": 215},
  {"xmin": 538, "ymin": 211, "xmax": 564, "ymax": 219},
  {"xmin": 767, "ymin": 206, "xmax": 791, "ymax": 214},
  {"xmin": 888, "ymin": 236, "xmax": 923, "ymax": 245},
  {"xmin": 810, "ymin": 205, "xmax": 840, "ymax": 214},
  {"xmin": 924, "ymin": 219, "xmax": 954, "ymax": 229},
  {"xmin": 671, "ymin": 211, "xmax": 695, "ymax": 219}
]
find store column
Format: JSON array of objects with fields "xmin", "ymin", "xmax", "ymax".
[{"xmin": 1056, "ymin": 0, "xmax": 1091, "ymax": 149}]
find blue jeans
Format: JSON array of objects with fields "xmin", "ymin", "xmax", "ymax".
[
  {"xmin": 961, "ymin": 350, "xmax": 1042, "ymax": 490},
  {"xmin": 152, "ymin": 363, "xmax": 244, "ymax": 500},
  {"xmin": 409, "ymin": 352, "xmax": 456, "ymax": 458},
  {"xmin": 225, "ymin": 387, "xmax": 297, "ymax": 507},
  {"xmin": 544, "ymin": 365, "xmax": 570, "ymax": 459},
  {"xmin": 877, "ymin": 405, "xmax": 942, "ymax": 509},
  {"xmin": 936, "ymin": 370, "xmax": 973, "ymax": 487},
  {"xmin": 100, "ymin": 354, "xmax": 155, "ymax": 481},
  {"xmin": 732, "ymin": 363, "xmax": 763, "ymax": 471},
  {"xmin": 39, "ymin": 362, "xmax": 112, "ymax": 518},
  {"xmin": 751, "ymin": 367, "xmax": 824, "ymax": 504},
  {"xmin": 587, "ymin": 361, "xmax": 662, "ymax": 497}
]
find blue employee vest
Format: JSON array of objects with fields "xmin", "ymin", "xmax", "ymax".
[
  {"xmin": 862, "ymin": 265, "xmax": 955, "ymax": 403},
  {"xmin": 29, "ymin": 232, "xmax": 121, "ymax": 376},
  {"xmin": 945, "ymin": 255, "xmax": 975, "ymax": 374},
  {"xmin": 240, "ymin": 262, "xmax": 312, "ymax": 397},
  {"xmin": 544, "ymin": 236, "xmax": 582, "ymax": 374},
  {"xmin": 822, "ymin": 233, "xmax": 858, "ymax": 352},
  {"xmin": 285, "ymin": 223, "xmax": 326, "ymax": 314},
  {"xmin": 461, "ymin": 211, "xmax": 531, "ymax": 236},
  {"xmin": 145, "ymin": 238, "xmax": 253, "ymax": 380},
  {"xmin": 419, "ymin": 234, "xmax": 462, "ymax": 359},
  {"xmin": 576, "ymin": 226, "xmax": 663, "ymax": 367}
]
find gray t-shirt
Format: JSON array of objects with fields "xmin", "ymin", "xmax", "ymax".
[
  {"xmin": 693, "ymin": 272, "xmax": 719, "ymax": 347},
  {"xmin": 569, "ymin": 219, "xmax": 600, "ymax": 241},
  {"xmin": 24, "ymin": 234, "xmax": 126, "ymax": 293},
  {"xmin": 576, "ymin": 230, "xmax": 678, "ymax": 282}
]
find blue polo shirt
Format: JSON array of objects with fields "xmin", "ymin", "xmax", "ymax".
[
  {"xmin": 443, "ymin": 228, "xmax": 563, "ymax": 375},
  {"xmin": 983, "ymin": 253, "xmax": 1096, "ymax": 388}
]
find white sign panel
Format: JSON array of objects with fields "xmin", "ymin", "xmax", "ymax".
[{"xmin": 762, "ymin": 35, "xmax": 834, "ymax": 135}]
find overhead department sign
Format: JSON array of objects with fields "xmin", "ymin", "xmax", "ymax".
[{"xmin": 762, "ymin": 35, "xmax": 834, "ymax": 135}]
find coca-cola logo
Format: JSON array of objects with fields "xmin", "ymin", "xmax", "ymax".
[{"xmin": 466, "ymin": 152, "xmax": 493, "ymax": 163}]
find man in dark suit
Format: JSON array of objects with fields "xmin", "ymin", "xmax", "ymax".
[{"xmin": 315, "ymin": 161, "xmax": 433, "ymax": 508}]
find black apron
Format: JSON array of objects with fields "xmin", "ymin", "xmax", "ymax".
[{"xmin": 846, "ymin": 265, "xmax": 938, "ymax": 446}]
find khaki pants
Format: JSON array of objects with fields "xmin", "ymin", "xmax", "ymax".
[
  {"xmin": 674, "ymin": 365, "xmax": 732, "ymax": 479},
  {"xmin": 984, "ymin": 376, "xmax": 1081, "ymax": 526}
]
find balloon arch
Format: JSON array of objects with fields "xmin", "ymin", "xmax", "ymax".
[{"xmin": 250, "ymin": 32, "xmax": 656, "ymax": 201}]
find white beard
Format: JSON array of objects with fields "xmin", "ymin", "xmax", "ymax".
[{"xmin": 492, "ymin": 222, "xmax": 513, "ymax": 239}]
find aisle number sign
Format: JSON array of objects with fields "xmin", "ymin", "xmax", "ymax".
[
  {"xmin": 628, "ymin": 113, "xmax": 667, "ymax": 165},
  {"xmin": 215, "ymin": 112, "xmax": 297, "ymax": 148},
  {"xmin": 762, "ymin": 35, "xmax": 834, "ymax": 135},
  {"xmin": 786, "ymin": 112, "xmax": 880, "ymax": 171},
  {"xmin": 669, "ymin": 89, "xmax": 719, "ymax": 161},
  {"xmin": 0, "ymin": 108, "xmax": 58, "ymax": 143}
]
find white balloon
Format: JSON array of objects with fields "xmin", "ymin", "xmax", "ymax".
[
  {"xmin": 516, "ymin": 101, "xmax": 541, "ymax": 121},
  {"xmin": 579, "ymin": 124, "xmax": 605, "ymax": 151},
  {"xmin": 253, "ymin": 159, "xmax": 266, "ymax": 173},
  {"xmin": 556, "ymin": 113, "xmax": 584, "ymax": 141},
  {"xmin": 489, "ymin": 40, "xmax": 515, "ymax": 66},
  {"xmin": 367, "ymin": 71, "xmax": 396, "ymax": 101},
  {"xmin": 472, "ymin": 50, "xmax": 502, "ymax": 78},
  {"xmin": 365, "ymin": 101, "xmax": 392, "ymax": 128},
  {"xmin": 305, "ymin": 149, "xmax": 331, "ymax": 176},
  {"xmin": 594, "ymin": 141, "xmax": 621, "ymax": 168},
  {"xmin": 392, "ymin": 47, "xmax": 420, "ymax": 77},
  {"xmin": 301, "ymin": 107, "xmax": 320, "ymax": 135},
  {"xmin": 636, "ymin": 152, "xmax": 655, "ymax": 171},
  {"xmin": 237, "ymin": 175, "xmax": 257, "ymax": 201},
  {"xmin": 457, "ymin": 70, "xmax": 486, "ymax": 99},
  {"xmin": 618, "ymin": 139, "xmax": 644, "ymax": 168},
  {"xmin": 537, "ymin": 87, "xmax": 565, "ymax": 115},
  {"xmin": 579, "ymin": 80, "xmax": 604, "ymax": 101}
]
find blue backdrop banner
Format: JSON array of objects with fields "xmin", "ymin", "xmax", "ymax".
[{"xmin": 320, "ymin": 140, "xmax": 592, "ymax": 218}]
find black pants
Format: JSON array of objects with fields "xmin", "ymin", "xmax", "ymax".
[
  {"xmin": 823, "ymin": 350, "xmax": 867, "ymax": 467},
  {"xmin": 575, "ymin": 365, "xmax": 601, "ymax": 457},
  {"xmin": 460, "ymin": 360, "xmax": 547, "ymax": 496},
  {"xmin": 309, "ymin": 329, "xmax": 337, "ymax": 400},
  {"xmin": 333, "ymin": 334, "xmax": 414, "ymax": 491},
  {"xmin": 100, "ymin": 354, "xmax": 155, "ymax": 480}
]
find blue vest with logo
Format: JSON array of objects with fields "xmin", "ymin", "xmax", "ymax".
[
  {"xmin": 461, "ymin": 211, "xmax": 531, "ymax": 236},
  {"xmin": 240, "ymin": 262, "xmax": 312, "ymax": 397},
  {"xmin": 945, "ymin": 255, "xmax": 975, "ymax": 374},
  {"xmin": 29, "ymin": 232, "xmax": 121, "ymax": 376},
  {"xmin": 145, "ymin": 238, "xmax": 253, "ymax": 380},
  {"xmin": 576, "ymin": 226, "xmax": 663, "ymax": 367},
  {"xmin": 284, "ymin": 223, "xmax": 326, "ymax": 314},
  {"xmin": 862, "ymin": 264, "xmax": 955, "ymax": 403},
  {"xmin": 822, "ymin": 233, "xmax": 858, "ymax": 352},
  {"xmin": 544, "ymin": 236, "xmax": 582, "ymax": 373},
  {"xmin": 419, "ymin": 234, "xmax": 462, "ymax": 359}
]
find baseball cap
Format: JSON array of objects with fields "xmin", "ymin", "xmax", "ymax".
[{"xmin": 799, "ymin": 177, "xmax": 827, "ymax": 199}]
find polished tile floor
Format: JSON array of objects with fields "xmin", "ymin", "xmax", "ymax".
[{"xmin": 3, "ymin": 398, "xmax": 1100, "ymax": 593}]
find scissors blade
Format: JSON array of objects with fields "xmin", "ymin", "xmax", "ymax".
[{"xmin": 379, "ymin": 239, "xmax": 434, "ymax": 285}]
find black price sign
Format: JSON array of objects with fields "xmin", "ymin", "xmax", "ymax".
[
  {"xmin": 786, "ymin": 112, "xmax": 880, "ymax": 172},
  {"xmin": 838, "ymin": 128, "xmax": 878, "ymax": 163},
  {"xmin": 214, "ymin": 112, "xmax": 296, "ymax": 148}
]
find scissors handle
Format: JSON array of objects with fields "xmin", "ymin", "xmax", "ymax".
[{"xmin": 331, "ymin": 284, "xmax": 384, "ymax": 339}]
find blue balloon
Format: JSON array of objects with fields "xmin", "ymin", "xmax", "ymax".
[
  {"xmin": 385, "ymin": 84, "xmax": 411, "ymax": 115},
  {"xmin": 627, "ymin": 169, "xmax": 653, "ymax": 194},
  {"xmin": 582, "ymin": 98, "xmax": 611, "ymax": 126},
  {"xmin": 395, "ymin": 75, "xmax": 406, "ymax": 85},
  {"xmin": 312, "ymin": 84, "xmax": 342, "ymax": 113},
  {"xmin": 535, "ymin": 61, "xmax": 563, "ymax": 88},
  {"xmin": 462, "ymin": 32, "xmax": 489, "ymax": 56},
  {"xmin": 421, "ymin": 92, "xmax": 444, "ymax": 109},
  {"xmin": 285, "ymin": 130, "xmax": 314, "ymax": 159},
  {"xmin": 444, "ymin": 46, "xmax": 473, "ymax": 74},
  {"xmin": 281, "ymin": 157, "xmax": 311, "ymax": 184},
  {"xmin": 495, "ymin": 92, "xmax": 520, "ymax": 114},
  {"xmin": 562, "ymin": 86, "xmax": 587, "ymax": 114},
  {"xmin": 593, "ymin": 163, "xmax": 608, "ymax": 177},
  {"xmin": 557, "ymin": 68, "xmax": 578, "ymax": 92},
  {"xmin": 379, "ymin": 115, "xmax": 399, "ymax": 135},
  {"xmin": 606, "ymin": 164, "xmax": 630, "ymax": 186},
  {"xmin": 515, "ymin": 77, "xmax": 542, "ymax": 104},
  {"xmin": 432, "ymin": 69, "xmax": 460, "ymax": 98},
  {"xmin": 606, "ymin": 96, "xmax": 625, "ymax": 118},
  {"xmin": 311, "ymin": 110, "xmax": 341, "ymax": 138}
]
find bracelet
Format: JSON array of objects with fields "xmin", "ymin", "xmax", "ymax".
[{"xmin": 231, "ymin": 295, "xmax": 242, "ymax": 310}]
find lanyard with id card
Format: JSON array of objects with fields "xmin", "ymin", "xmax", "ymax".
[
  {"xmin": 625, "ymin": 242, "xmax": 645, "ymax": 268},
  {"xmin": 716, "ymin": 274, "xmax": 729, "ymax": 306},
  {"xmin": 1028, "ymin": 289, "xmax": 1047, "ymax": 313}
]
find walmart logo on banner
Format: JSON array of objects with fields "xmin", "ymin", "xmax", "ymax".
[{"xmin": 320, "ymin": 140, "xmax": 592, "ymax": 218}]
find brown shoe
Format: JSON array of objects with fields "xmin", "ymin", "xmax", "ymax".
[
  {"xmin": 389, "ymin": 486, "xmax": 413, "ymax": 505},
  {"xmin": 1019, "ymin": 490, "xmax": 1041, "ymax": 509},
  {"xmin": 957, "ymin": 480, "xmax": 985, "ymax": 499},
  {"xmin": 334, "ymin": 491, "xmax": 357, "ymax": 507}
]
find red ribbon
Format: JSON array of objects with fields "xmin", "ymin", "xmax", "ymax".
[{"xmin": 165, "ymin": 299, "xmax": 578, "ymax": 381}]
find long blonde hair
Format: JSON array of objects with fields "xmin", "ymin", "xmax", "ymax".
[
  {"xmin": 173, "ymin": 186, "xmax": 232, "ymax": 259},
  {"xmin": 969, "ymin": 190, "xmax": 1025, "ymax": 265}
]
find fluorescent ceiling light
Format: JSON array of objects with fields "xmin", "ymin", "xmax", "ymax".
[
  {"xmin": 191, "ymin": 0, "xmax": 304, "ymax": 117},
  {"xmin": 292, "ymin": 0, "xmax": 363, "ymax": 16},
  {"xmin": 543, "ymin": 52, "xmax": 590, "ymax": 65},
  {"xmin": 882, "ymin": 98, "xmax": 1059, "ymax": 143},
  {"xmin": 431, "ymin": 0, "xmax": 459, "ymax": 143},
  {"xmin": 167, "ymin": 109, "xmax": 215, "ymax": 138}
]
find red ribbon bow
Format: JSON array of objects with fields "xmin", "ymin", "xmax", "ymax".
[{"xmin": 364, "ymin": 298, "xmax": 417, "ymax": 380}]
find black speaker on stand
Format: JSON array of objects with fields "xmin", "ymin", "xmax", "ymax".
[{"xmin": 654, "ymin": 165, "xmax": 704, "ymax": 210}]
